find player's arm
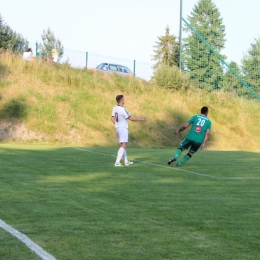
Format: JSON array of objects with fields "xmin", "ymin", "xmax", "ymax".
[
  {"xmin": 200, "ymin": 129, "xmax": 210, "ymax": 150},
  {"xmin": 175, "ymin": 123, "xmax": 190, "ymax": 135},
  {"xmin": 128, "ymin": 116, "xmax": 146, "ymax": 121},
  {"xmin": 111, "ymin": 116, "xmax": 115, "ymax": 124}
]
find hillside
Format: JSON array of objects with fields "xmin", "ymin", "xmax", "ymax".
[{"xmin": 0, "ymin": 52, "xmax": 259, "ymax": 151}]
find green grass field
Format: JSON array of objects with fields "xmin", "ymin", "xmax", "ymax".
[{"xmin": 0, "ymin": 144, "xmax": 260, "ymax": 259}]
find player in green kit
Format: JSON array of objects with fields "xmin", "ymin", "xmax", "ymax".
[{"xmin": 168, "ymin": 106, "xmax": 211, "ymax": 167}]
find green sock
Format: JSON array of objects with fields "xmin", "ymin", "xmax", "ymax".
[
  {"xmin": 173, "ymin": 148, "xmax": 182, "ymax": 159},
  {"xmin": 179, "ymin": 154, "xmax": 191, "ymax": 165}
]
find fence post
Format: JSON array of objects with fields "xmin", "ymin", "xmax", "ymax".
[
  {"xmin": 133, "ymin": 60, "xmax": 136, "ymax": 76},
  {"xmin": 179, "ymin": 0, "xmax": 183, "ymax": 71},
  {"xmin": 86, "ymin": 52, "xmax": 88, "ymax": 69},
  {"xmin": 36, "ymin": 42, "xmax": 39, "ymax": 57}
]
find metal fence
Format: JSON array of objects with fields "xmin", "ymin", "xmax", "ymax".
[{"xmin": 30, "ymin": 43, "xmax": 154, "ymax": 81}]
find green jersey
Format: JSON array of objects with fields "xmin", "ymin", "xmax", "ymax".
[{"xmin": 186, "ymin": 114, "xmax": 212, "ymax": 143}]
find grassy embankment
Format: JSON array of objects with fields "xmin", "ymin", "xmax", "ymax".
[{"xmin": 0, "ymin": 52, "xmax": 259, "ymax": 150}]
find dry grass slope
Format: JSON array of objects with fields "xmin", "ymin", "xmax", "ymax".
[{"xmin": 0, "ymin": 52, "xmax": 259, "ymax": 151}]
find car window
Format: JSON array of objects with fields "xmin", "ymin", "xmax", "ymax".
[
  {"xmin": 109, "ymin": 65, "xmax": 118, "ymax": 71},
  {"xmin": 120, "ymin": 66, "xmax": 132, "ymax": 73}
]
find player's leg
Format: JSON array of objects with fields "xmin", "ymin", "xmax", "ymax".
[
  {"xmin": 123, "ymin": 149, "xmax": 127, "ymax": 163},
  {"xmin": 122, "ymin": 129, "xmax": 133, "ymax": 166},
  {"xmin": 115, "ymin": 128, "xmax": 127, "ymax": 166},
  {"xmin": 168, "ymin": 138, "xmax": 189, "ymax": 165},
  {"xmin": 176, "ymin": 152, "xmax": 193, "ymax": 166},
  {"xmin": 123, "ymin": 149, "xmax": 133, "ymax": 166},
  {"xmin": 115, "ymin": 128, "xmax": 133, "ymax": 166},
  {"xmin": 176, "ymin": 141, "xmax": 201, "ymax": 166},
  {"xmin": 168, "ymin": 148, "xmax": 183, "ymax": 165},
  {"xmin": 115, "ymin": 142, "xmax": 127, "ymax": 166}
]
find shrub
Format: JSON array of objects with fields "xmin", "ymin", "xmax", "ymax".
[{"xmin": 153, "ymin": 64, "xmax": 189, "ymax": 90}]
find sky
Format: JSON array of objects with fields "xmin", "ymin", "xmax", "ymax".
[{"xmin": 1, "ymin": 0, "xmax": 260, "ymax": 78}]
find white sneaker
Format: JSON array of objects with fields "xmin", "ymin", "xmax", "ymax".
[
  {"xmin": 114, "ymin": 163, "xmax": 122, "ymax": 167},
  {"xmin": 125, "ymin": 161, "xmax": 133, "ymax": 166}
]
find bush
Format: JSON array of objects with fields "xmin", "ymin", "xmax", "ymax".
[{"xmin": 153, "ymin": 64, "xmax": 189, "ymax": 90}]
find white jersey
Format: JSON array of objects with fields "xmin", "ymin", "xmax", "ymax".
[
  {"xmin": 22, "ymin": 51, "xmax": 32, "ymax": 61},
  {"xmin": 112, "ymin": 105, "xmax": 131, "ymax": 129}
]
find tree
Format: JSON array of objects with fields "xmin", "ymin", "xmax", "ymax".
[
  {"xmin": 0, "ymin": 14, "xmax": 3, "ymax": 27},
  {"xmin": 242, "ymin": 37, "xmax": 260, "ymax": 94},
  {"xmin": 220, "ymin": 61, "xmax": 243, "ymax": 92},
  {"xmin": 38, "ymin": 27, "xmax": 64, "ymax": 61},
  {"xmin": 0, "ymin": 14, "xmax": 28, "ymax": 53},
  {"xmin": 152, "ymin": 26, "xmax": 179, "ymax": 71},
  {"xmin": 183, "ymin": 0, "xmax": 226, "ymax": 90}
]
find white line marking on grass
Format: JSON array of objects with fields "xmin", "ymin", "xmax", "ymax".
[
  {"xmin": 73, "ymin": 147, "xmax": 260, "ymax": 180},
  {"xmin": 0, "ymin": 219, "xmax": 56, "ymax": 260},
  {"xmin": 74, "ymin": 147, "xmax": 219, "ymax": 179},
  {"xmin": 221, "ymin": 176, "xmax": 260, "ymax": 180},
  {"xmin": 134, "ymin": 160, "xmax": 221, "ymax": 179},
  {"xmin": 74, "ymin": 147, "xmax": 116, "ymax": 157}
]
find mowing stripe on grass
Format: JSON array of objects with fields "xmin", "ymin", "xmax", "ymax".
[
  {"xmin": 73, "ymin": 147, "xmax": 260, "ymax": 180},
  {"xmin": 0, "ymin": 219, "xmax": 56, "ymax": 260},
  {"xmin": 74, "ymin": 147, "xmax": 219, "ymax": 179}
]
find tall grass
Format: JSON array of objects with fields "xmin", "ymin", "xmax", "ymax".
[{"xmin": 0, "ymin": 51, "xmax": 259, "ymax": 150}]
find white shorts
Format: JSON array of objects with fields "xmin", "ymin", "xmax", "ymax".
[{"xmin": 116, "ymin": 127, "xmax": 128, "ymax": 143}]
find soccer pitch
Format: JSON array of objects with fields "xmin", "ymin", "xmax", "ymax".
[{"xmin": 0, "ymin": 145, "xmax": 260, "ymax": 260}]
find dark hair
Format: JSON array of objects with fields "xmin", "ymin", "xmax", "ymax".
[
  {"xmin": 26, "ymin": 48, "xmax": 32, "ymax": 52},
  {"xmin": 116, "ymin": 94, "xmax": 124, "ymax": 103},
  {"xmin": 201, "ymin": 106, "xmax": 208, "ymax": 114}
]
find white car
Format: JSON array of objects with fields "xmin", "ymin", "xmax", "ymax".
[{"xmin": 96, "ymin": 63, "xmax": 134, "ymax": 77}]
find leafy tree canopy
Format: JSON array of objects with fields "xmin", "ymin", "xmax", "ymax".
[
  {"xmin": 242, "ymin": 37, "xmax": 260, "ymax": 94},
  {"xmin": 152, "ymin": 26, "xmax": 179, "ymax": 71},
  {"xmin": 0, "ymin": 14, "xmax": 28, "ymax": 53},
  {"xmin": 38, "ymin": 27, "xmax": 64, "ymax": 61},
  {"xmin": 183, "ymin": 0, "xmax": 226, "ymax": 90},
  {"xmin": 220, "ymin": 61, "xmax": 243, "ymax": 91}
]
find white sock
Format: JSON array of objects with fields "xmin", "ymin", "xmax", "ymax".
[
  {"xmin": 115, "ymin": 147, "xmax": 125, "ymax": 164},
  {"xmin": 123, "ymin": 150, "xmax": 128, "ymax": 163}
]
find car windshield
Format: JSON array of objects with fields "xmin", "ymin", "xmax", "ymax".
[{"xmin": 97, "ymin": 63, "xmax": 104, "ymax": 69}]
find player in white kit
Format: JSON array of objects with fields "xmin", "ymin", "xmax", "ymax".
[{"xmin": 111, "ymin": 95, "xmax": 146, "ymax": 166}]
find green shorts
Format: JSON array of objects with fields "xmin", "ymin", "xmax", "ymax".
[{"xmin": 179, "ymin": 138, "xmax": 202, "ymax": 153}]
